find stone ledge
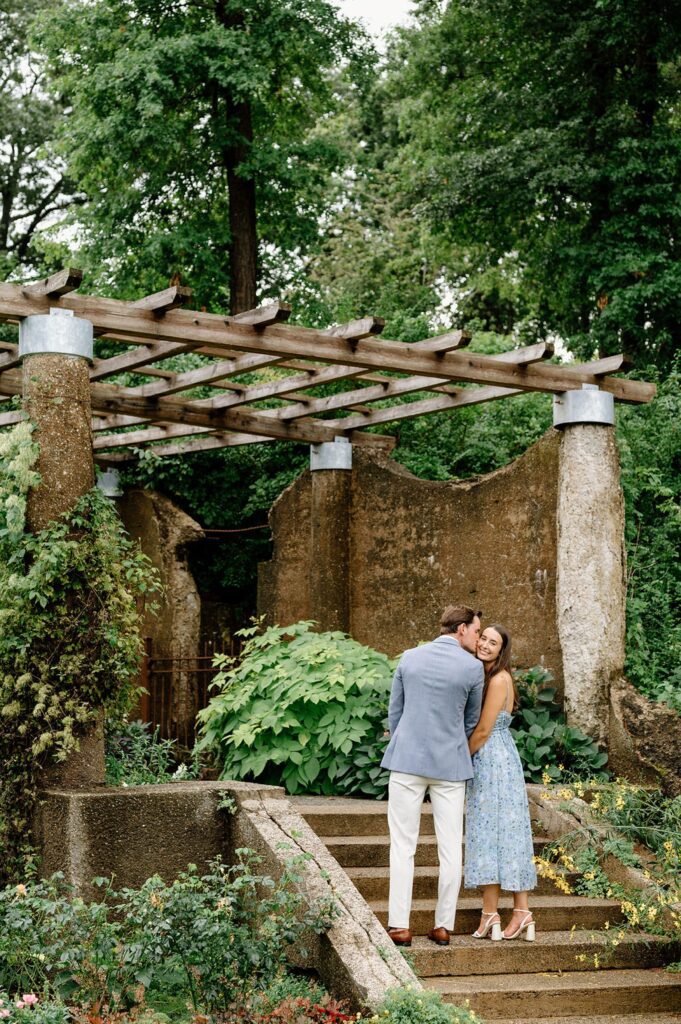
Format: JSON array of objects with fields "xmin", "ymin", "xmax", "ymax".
[{"xmin": 35, "ymin": 780, "xmax": 417, "ymax": 1011}]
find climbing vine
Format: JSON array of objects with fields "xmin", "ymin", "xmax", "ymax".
[{"xmin": 0, "ymin": 422, "xmax": 158, "ymax": 883}]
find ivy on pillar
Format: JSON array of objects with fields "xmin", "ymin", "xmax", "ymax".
[
  {"xmin": 18, "ymin": 307, "xmax": 105, "ymax": 785},
  {"xmin": 554, "ymin": 385, "xmax": 625, "ymax": 745},
  {"xmin": 309, "ymin": 437, "xmax": 352, "ymax": 634}
]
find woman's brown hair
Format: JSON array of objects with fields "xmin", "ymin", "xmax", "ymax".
[{"xmin": 482, "ymin": 623, "xmax": 518, "ymax": 709}]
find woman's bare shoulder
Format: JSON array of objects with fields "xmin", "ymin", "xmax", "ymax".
[{"xmin": 488, "ymin": 669, "xmax": 513, "ymax": 688}]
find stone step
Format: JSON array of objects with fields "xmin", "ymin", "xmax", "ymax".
[
  {"xmin": 346, "ymin": 864, "xmax": 578, "ymax": 900},
  {"xmin": 325, "ymin": 832, "xmax": 550, "ymax": 867},
  {"xmin": 293, "ymin": 796, "xmax": 432, "ymax": 836},
  {"xmin": 293, "ymin": 794, "xmax": 545, "ymax": 838},
  {"xmin": 407, "ymin": 930, "xmax": 678, "ymax": 976},
  {"xmin": 424, "ymin": 968, "xmax": 681, "ymax": 1018},
  {"xmin": 371, "ymin": 896, "xmax": 623, "ymax": 934},
  {"xmin": 493, "ymin": 1017, "xmax": 681, "ymax": 1024}
]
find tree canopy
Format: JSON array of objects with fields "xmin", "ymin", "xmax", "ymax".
[{"xmin": 36, "ymin": 0, "xmax": 371, "ymax": 309}]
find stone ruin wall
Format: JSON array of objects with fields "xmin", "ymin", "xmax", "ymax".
[{"xmin": 258, "ymin": 431, "xmax": 564, "ymax": 692}]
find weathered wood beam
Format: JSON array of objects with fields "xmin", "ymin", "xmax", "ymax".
[
  {"xmin": 265, "ymin": 341, "xmax": 553, "ymax": 421},
  {"xmin": 86, "ymin": 381, "xmax": 395, "ymax": 447},
  {"xmin": 90, "ymin": 341, "xmax": 200, "ymax": 380},
  {"xmin": 97, "ymin": 431, "xmax": 277, "ymax": 462},
  {"xmin": 326, "ymin": 385, "xmax": 524, "ymax": 430},
  {"xmin": 410, "ymin": 329, "xmax": 471, "ymax": 353},
  {"xmin": 325, "ymin": 316, "xmax": 385, "ymax": 340},
  {"xmin": 23, "ymin": 268, "xmax": 83, "ymax": 297},
  {"xmin": 0, "ymin": 283, "xmax": 654, "ymax": 403},
  {"xmin": 122, "ymin": 351, "xmax": 287, "ymax": 397},
  {"xmin": 132, "ymin": 285, "xmax": 193, "ymax": 314},
  {"xmin": 94, "ymin": 422, "xmax": 213, "ymax": 449},
  {"xmin": 229, "ymin": 300, "xmax": 291, "ymax": 326}
]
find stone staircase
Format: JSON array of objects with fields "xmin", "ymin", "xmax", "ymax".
[{"xmin": 292, "ymin": 795, "xmax": 681, "ymax": 1024}]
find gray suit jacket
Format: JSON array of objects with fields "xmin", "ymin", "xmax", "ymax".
[{"xmin": 380, "ymin": 635, "xmax": 484, "ymax": 782}]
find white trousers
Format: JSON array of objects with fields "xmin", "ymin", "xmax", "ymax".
[{"xmin": 387, "ymin": 771, "xmax": 466, "ymax": 931}]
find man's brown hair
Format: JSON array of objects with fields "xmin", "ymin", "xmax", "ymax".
[{"xmin": 440, "ymin": 605, "xmax": 482, "ymax": 635}]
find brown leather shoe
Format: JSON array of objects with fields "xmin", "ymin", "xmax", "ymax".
[
  {"xmin": 387, "ymin": 927, "xmax": 412, "ymax": 947},
  {"xmin": 427, "ymin": 926, "xmax": 451, "ymax": 946}
]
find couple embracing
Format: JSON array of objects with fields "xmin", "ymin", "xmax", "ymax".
[{"xmin": 381, "ymin": 604, "xmax": 537, "ymax": 947}]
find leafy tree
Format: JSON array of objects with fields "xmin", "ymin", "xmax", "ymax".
[
  {"xmin": 381, "ymin": 0, "xmax": 681, "ymax": 369},
  {"xmin": 0, "ymin": 0, "xmax": 81, "ymax": 277},
  {"xmin": 36, "ymin": 0, "xmax": 371, "ymax": 310}
]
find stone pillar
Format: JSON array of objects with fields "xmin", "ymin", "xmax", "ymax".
[
  {"xmin": 19, "ymin": 308, "xmax": 104, "ymax": 784},
  {"xmin": 554, "ymin": 385, "xmax": 625, "ymax": 744},
  {"xmin": 309, "ymin": 437, "xmax": 352, "ymax": 633}
]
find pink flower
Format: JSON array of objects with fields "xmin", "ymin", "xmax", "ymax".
[
  {"xmin": 0, "ymin": 1009, "xmax": 11, "ymax": 1018},
  {"xmin": 21, "ymin": 998, "xmax": 37, "ymax": 1008},
  {"xmin": 16, "ymin": 1002, "xmax": 25, "ymax": 1009}
]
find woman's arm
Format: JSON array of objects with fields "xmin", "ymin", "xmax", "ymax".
[{"xmin": 468, "ymin": 672, "xmax": 510, "ymax": 755}]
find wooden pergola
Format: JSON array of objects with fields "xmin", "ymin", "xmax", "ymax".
[{"xmin": 0, "ymin": 269, "xmax": 656, "ymax": 463}]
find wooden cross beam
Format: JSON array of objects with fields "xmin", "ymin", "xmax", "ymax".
[{"xmin": 0, "ymin": 284, "xmax": 654, "ymax": 402}]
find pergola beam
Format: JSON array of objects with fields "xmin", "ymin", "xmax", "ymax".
[{"xmin": 0, "ymin": 284, "xmax": 653, "ymax": 402}]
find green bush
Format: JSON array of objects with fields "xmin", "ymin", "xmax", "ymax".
[
  {"xmin": 363, "ymin": 986, "xmax": 481, "ymax": 1023},
  {"xmin": 512, "ymin": 667, "xmax": 609, "ymax": 783},
  {"xmin": 105, "ymin": 720, "xmax": 200, "ymax": 786},
  {"xmin": 0, "ymin": 855, "xmax": 337, "ymax": 1015},
  {"xmin": 196, "ymin": 621, "xmax": 394, "ymax": 795}
]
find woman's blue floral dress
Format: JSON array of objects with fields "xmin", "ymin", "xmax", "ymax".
[{"xmin": 464, "ymin": 708, "xmax": 537, "ymax": 891}]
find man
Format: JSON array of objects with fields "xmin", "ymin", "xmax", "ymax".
[{"xmin": 380, "ymin": 605, "xmax": 484, "ymax": 947}]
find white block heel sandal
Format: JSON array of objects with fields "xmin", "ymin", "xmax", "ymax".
[
  {"xmin": 472, "ymin": 912, "xmax": 503, "ymax": 941},
  {"xmin": 503, "ymin": 910, "xmax": 535, "ymax": 941}
]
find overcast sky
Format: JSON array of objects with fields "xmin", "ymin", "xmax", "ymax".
[{"xmin": 335, "ymin": 0, "xmax": 415, "ymax": 38}]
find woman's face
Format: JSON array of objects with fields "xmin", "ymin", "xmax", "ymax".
[{"xmin": 477, "ymin": 628, "xmax": 503, "ymax": 663}]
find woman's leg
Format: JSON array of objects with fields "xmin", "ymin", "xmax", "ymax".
[
  {"xmin": 503, "ymin": 891, "xmax": 533, "ymax": 938},
  {"xmin": 473, "ymin": 883, "xmax": 502, "ymax": 937}
]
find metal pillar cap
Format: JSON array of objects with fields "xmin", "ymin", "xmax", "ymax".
[
  {"xmin": 19, "ymin": 311, "xmax": 94, "ymax": 362},
  {"xmin": 310, "ymin": 436, "xmax": 353, "ymax": 471},
  {"xmin": 97, "ymin": 468, "xmax": 123, "ymax": 498},
  {"xmin": 553, "ymin": 384, "xmax": 615, "ymax": 428}
]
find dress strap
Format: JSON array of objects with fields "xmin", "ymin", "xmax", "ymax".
[{"xmin": 505, "ymin": 674, "xmax": 513, "ymax": 713}]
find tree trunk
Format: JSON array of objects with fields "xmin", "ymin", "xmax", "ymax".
[
  {"xmin": 226, "ymin": 99, "xmax": 257, "ymax": 315},
  {"xmin": 214, "ymin": 1, "xmax": 258, "ymax": 315}
]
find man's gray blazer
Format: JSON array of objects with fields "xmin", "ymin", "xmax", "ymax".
[{"xmin": 380, "ymin": 635, "xmax": 484, "ymax": 782}]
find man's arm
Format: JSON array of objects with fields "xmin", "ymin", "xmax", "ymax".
[
  {"xmin": 387, "ymin": 662, "xmax": 405, "ymax": 736},
  {"xmin": 464, "ymin": 662, "xmax": 484, "ymax": 738}
]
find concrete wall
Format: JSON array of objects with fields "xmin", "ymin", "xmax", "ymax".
[
  {"xmin": 116, "ymin": 489, "xmax": 204, "ymax": 734},
  {"xmin": 35, "ymin": 781, "xmax": 417, "ymax": 1010},
  {"xmin": 259, "ymin": 431, "xmax": 564, "ymax": 689}
]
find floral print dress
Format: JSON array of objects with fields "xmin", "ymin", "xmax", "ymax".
[{"xmin": 464, "ymin": 707, "xmax": 537, "ymax": 892}]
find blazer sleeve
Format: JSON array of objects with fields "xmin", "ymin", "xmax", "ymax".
[
  {"xmin": 387, "ymin": 661, "xmax": 405, "ymax": 736},
  {"xmin": 464, "ymin": 661, "xmax": 484, "ymax": 738}
]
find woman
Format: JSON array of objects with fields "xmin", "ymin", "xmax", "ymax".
[{"xmin": 464, "ymin": 624, "xmax": 537, "ymax": 940}]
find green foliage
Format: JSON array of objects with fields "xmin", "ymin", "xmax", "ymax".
[
  {"xmin": 34, "ymin": 0, "xmax": 372, "ymax": 306},
  {"xmin": 512, "ymin": 667, "xmax": 609, "ymax": 783},
  {"xmin": 0, "ymin": 422, "xmax": 158, "ymax": 883},
  {"xmin": 196, "ymin": 621, "xmax": 394, "ymax": 795},
  {"xmin": 380, "ymin": 0, "xmax": 681, "ymax": 370},
  {"xmin": 362, "ymin": 986, "xmax": 481, "ymax": 1024},
  {"xmin": 0, "ymin": 856, "xmax": 338, "ymax": 1015},
  {"xmin": 617, "ymin": 363, "xmax": 681, "ymax": 710},
  {"xmin": 105, "ymin": 720, "xmax": 200, "ymax": 786},
  {"xmin": 0, "ymin": 0, "xmax": 80, "ymax": 278},
  {"xmin": 0, "ymin": 993, "xmax": 70, "ymax": 1024}
]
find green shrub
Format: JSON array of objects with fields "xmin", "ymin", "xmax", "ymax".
[
  {"xmin": 512, "ymin": 667, "xmax": 609, "ymax": 783},
  {"xmin": 0, "ymin": 855, "xmax": 338, "ymax": 1015},
  {"xmin": 105, "ymin": 720, "xmax": 200, "ymax": 786},
  {"xmin": 0, "ymin": 422, "xmax": 159, "ymax": 883},
  {"xmin": 364, "ymin": 986, "xmax": 481, "ymax": 1023},
  {"xmin": 196, "ymin": 621, "xmax": 394, "ymax": 795}
]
